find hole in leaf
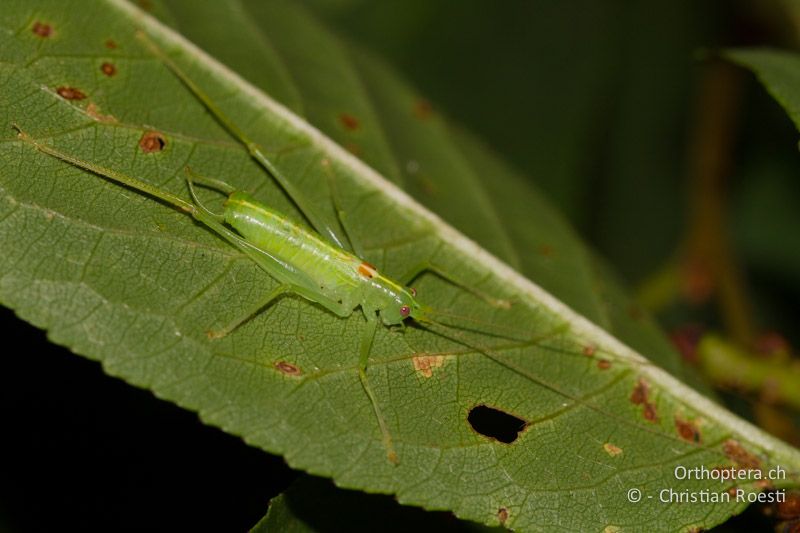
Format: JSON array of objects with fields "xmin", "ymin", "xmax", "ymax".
[{"xmin": 467, "ymin": 405, "xmax": 527, "ymax": 444}]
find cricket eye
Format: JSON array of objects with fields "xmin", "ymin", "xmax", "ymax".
[
  {"xmin": 400, "ymin": 305, "xmax": 410, "ymax": 318},
  {"xmin": 409, "ymin": 287, "xmax": 417, "ymax": 297}
]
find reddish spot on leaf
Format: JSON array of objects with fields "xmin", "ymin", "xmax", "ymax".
[
  {"xmin": 630, "ymin": 378, "xmax": 658, "ymax": 423},
  {"xmin": 32, "ymin": 22, "xmax": 53, "ymax": 38},
  {"xmin": 675, "ymin": 416, "xmax": 702, "ymax": 443},
  {"xmin": 339, "ymin": 113, "xmax": 360, "ymax": 131},
  {"xmin": 101, "ymin": 62, "xmax": 117, "ymax": 77},
  {"xmin": 722, "ymin": 439, "xmax": 761, "ymax": 470},
  {"xmin": 139, "ymin": 131, "xmax": 166, "ymax": 153},
  {"xmin": 56, "ymin": 86, "xmax": 87, "ymax": 100},
  {"xmin": 414, "ymin": 99, "xmax": 433, "ymax": 120},
  {"xmin": 582, "ymin": 345, "xmax": 596, "ymax": 357},
  {"xmin": 105, "ymin": 39, "xmax": 118, "ymax": 49},
  {"xmin": 497, "ymin": 507, "xmax": 509, "ymax": 525},
  {"xmin": 274, "ymin": 360, "xmax": 302, "ymax": 376},
  {"xmin": 630, "ymin": 379, "xmax": 649, "ymax": 405},
  {"xmin": 597, "ymin": 359, "xmax": 611, "ymax": 370}
]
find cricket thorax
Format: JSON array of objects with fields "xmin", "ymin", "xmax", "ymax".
[{"xmin": 352, "ymin": 262, "xmax": 419, "ymax": 325}]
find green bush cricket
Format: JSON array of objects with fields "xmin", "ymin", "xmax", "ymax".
[{"xmin": 12, "ymin": 32, "xmax": 513, "ymax": 464}]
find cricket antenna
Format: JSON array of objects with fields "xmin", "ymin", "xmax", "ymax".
[
  {"xmin": 412, "ymin": 316, "xmax": 579, "ymax": 407},
  {"xmin": 417, "ymin": 304, "xmax": 545, "ymax": 345}
]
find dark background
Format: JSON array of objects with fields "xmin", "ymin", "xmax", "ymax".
[{"xmin": 2, "ymin": 0, "xmax": 799, "ymax": 530}]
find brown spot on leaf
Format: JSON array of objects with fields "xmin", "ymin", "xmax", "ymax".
[
  {"xmin": 105, "ymin": 39, "xmax": 118, "ymax": 49},
  {"xmin": 538, "ymin": 244, "xmax": 554, "ymax": 257},
  {"xmin": 630, "ymin": 378, "xmax": 658, "ymax": 423},
  {"xmin": 497, "ymin": 507, "xmax": 509, "ymax": 525},
  {"xmin": 603, "ymin": 443, "xmax": 623, "ymax": 457},
  {"xmin": 32, "ymin": 22, "xmax": 53, "ymax": 38},
  {"xmin": 597, "ymin": 359, "xmax": 611, "ymax": 370},
  {"xmin": 583, "ymin": 345, "xmax": 596, "ymax": 357},
  {"xmin": 722, "ymin": 439, "xmax": 761, "ymax": 470},
  {"xmin": 675, "ymin": 416, "xmax": 702, "ymax": 443},
  {"xmin": 274, "ymin": 360, "xmax": 301, "ymax": 376},
  {"xmin": 412, "ymin": 354, "xmax": 445, "ymax": 378},
  {"xmin": 56, "ymin": 86, "xmax": 87, "ymax": 100},
  {"xmin": 414, "ymin": 99, "xmax": 433, "ymax": 120},
  {"xmin": 139, "ymin": 131, "xmax": 166, "ymax": 153},
  {"xmin": 101, "ymin": 62, "xmax": 117, "ymax": 77},
  {"xmin": 339, "ymin": 113, "xmax": 359, "ymax": 131},
  {"xmin": 86, "ymin": 102, "xmax": 116, "ymax": 123},
  {"xmin": 643, "ymin": 403, "xmax": 658, "ymax": 422},
  {"xmin": 631, "ymin": 379, "xmax": 649, "ymax": 405}
]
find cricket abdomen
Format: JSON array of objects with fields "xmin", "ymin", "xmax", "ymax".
[{"xmin": 223, "ymin": 192, "xmax": 364, "ymax": 302}]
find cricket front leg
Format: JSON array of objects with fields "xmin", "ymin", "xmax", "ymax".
[
  {"xmin": 207, "ymin": 282, "xmax": 353, "ymax": 339},
  {"xmin": 359, "ymin": 308, "xmax": 399, "ymax": 464}
]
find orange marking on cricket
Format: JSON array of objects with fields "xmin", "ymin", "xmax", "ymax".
[{"xmin": 358, "ymin": 262, "xmax": 377, "ymax": 279}]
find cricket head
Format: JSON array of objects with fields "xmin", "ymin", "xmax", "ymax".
[{"xmin": 380, "ymin": 285, "xmax": 424, "ymax": 326}]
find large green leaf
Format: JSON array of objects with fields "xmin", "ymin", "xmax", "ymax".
[{"xmin": 1, "ymin": 1, "xmax": 799, "ymax": 531}]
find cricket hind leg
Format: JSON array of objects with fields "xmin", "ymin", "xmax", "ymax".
[
  {"xmin": 206, "ymin": 277, "xmax": 355, "ymax": 339},
  {"xmin": 359, "ymin": 307, "xmax": 399, "ymax": 464},
  {"xmin": 137, "ymin": 31, "xmax": 351, "ymax": 252}
]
